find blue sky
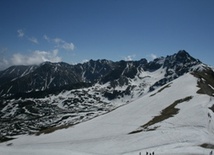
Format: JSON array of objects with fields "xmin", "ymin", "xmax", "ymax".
[{"xmin": 0, "ymin": 0, "xmax": 214, "ymax": 70}]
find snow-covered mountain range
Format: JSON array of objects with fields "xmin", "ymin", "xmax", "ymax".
[{"xmin": 0, "ymin": 50, "xmax": 214, "ymax": 155}]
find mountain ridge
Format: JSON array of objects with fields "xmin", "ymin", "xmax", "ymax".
[
  {"xmin": 0, "ymin": 50, "xmax": 201, "ymax": 97},
  {"xmin": 0, "ymin": 50, "xmax": 214, "ymax": 144}
]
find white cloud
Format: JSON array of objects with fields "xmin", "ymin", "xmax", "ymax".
[
  {"xmin": 0, "ymin": 58, "xmax": 9, "ymax": 71},
  {"xmin": 0, "ymin": 47, "xmax": 9, "ymax": 70},
  {"xmin": 53, "ymin": 37, "xmax": 75, "ymax": 51},
  {"xmin": 146, "ymin": 53, "xmax": 158, "ymax": 62},
  {"xmin": 17, "ymin": 29, "xmax": 39, "ymax": 45},
  {"xmin": 17, "ymin": 29, "xmax": 24, "ymax": 38},
  {"xmin": 150, "ymin": 53, "xmax": 157, "ymax": 60},
  {"xmin": 43, "ymin": 34, "xmax": 51, "ymax": 42},
  {"xmin": 124, "ymin": 54, "xmax": 136, "ymax": 61},
  {"xmin": 53, "ymin": 38, "xmax": 63, "ymax": 44},
  {"xmin": 0, "ymin": 49, "xmax": 62, "ymax": 70},
  {"xmin": 44, "ymin": 35, "xmax": 75, "ymax": 51},
  {"xmin": 10, "ymin": 50, "xmax": 61, "ymax": 66},
  {"xmin": 62, "ymin": 42, "xmax": 75, "ymax": 51},
  {"xmin": 28, "ymin": 37, "xmax": 39, "ymax": 44},
  {"xmin": 82, "ymin": 59, "xmax": 89, "ymax": 63}
]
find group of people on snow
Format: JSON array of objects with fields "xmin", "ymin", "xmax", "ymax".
[{"xmin": 139, "ymin": 151, "xmax": 154, "ymax": 155}]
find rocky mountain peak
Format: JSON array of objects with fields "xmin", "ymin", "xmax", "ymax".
[
  {"xmin": 163, "ymin": 50, "xmax": 201, "ymax": 69},
  {"xmin": 175, "ymin": 50, "xmax": 200, "ymax": 63},
  {"xmin": 177, "ymin": 49, "xmax": 189, "ymax": 56}
]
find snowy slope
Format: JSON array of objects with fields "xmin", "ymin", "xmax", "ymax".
[{"xmin": 1, "ymin": 73, "xmax": 214, "ymax": 155}]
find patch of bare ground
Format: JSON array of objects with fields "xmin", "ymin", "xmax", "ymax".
[
  {"xmin": 200, "ymin": 143, "xmax": 214, "ymax": 149},
  {"xmin": 0, "ymin": 136, "xmax": 15, "ymax": 143},
  {"xmin": 129, "ymin": 96, "xmax": 193, "ymax": 134},
  {"xmin": 192, "ymin": 68, "xmax": 214, "ymax": 97},
  {"xmin": 35, "ymin": 124, "xmax": 73, "ymax": 136},
  {"xmin": 209, "ymin": 104, "xmax": 214, "ymax": 113}
]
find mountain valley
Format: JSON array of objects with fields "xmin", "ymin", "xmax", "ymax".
[{"xmin": 0, "ymin": 50, "xmax": 214, "ymax": 155}]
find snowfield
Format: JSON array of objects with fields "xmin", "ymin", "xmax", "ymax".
[{"xmin": 0, "ymin": 73, "xmax": 214, "ymax": 155}]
